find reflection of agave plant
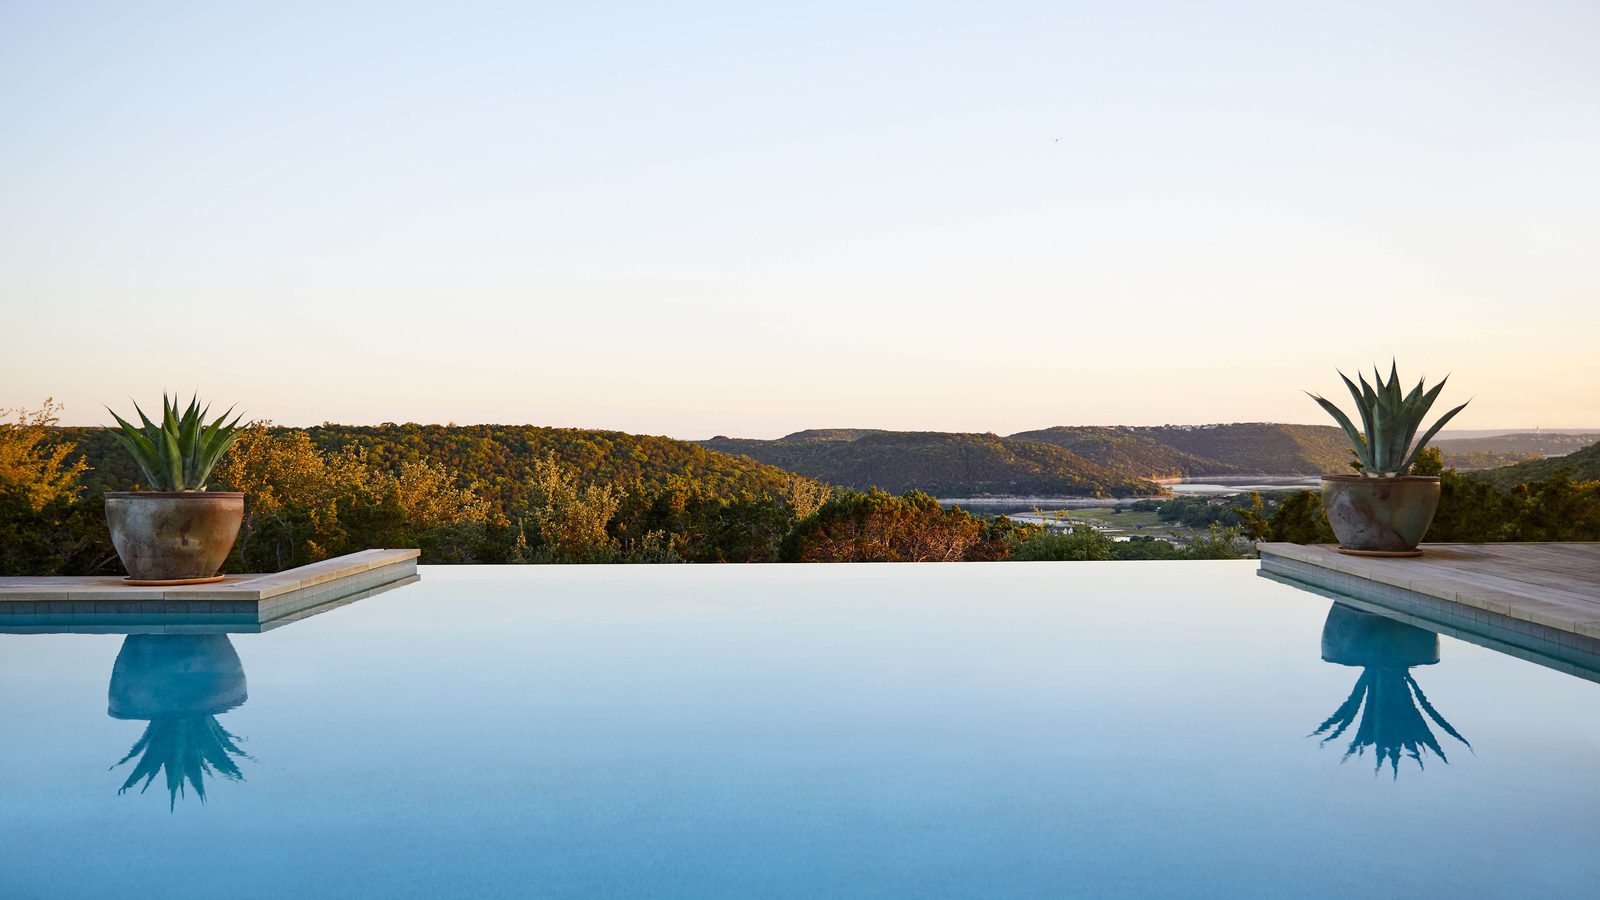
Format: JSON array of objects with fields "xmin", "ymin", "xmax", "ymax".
[
  {"xmin": 112, "ymin": 715, "xmax": 251, "ymax": 810},
  {"xmin": 1312, "ymin": 603, "xmax": 1470, "ymax": 777},
  {"xmin": 1312, "ymin": 666, "xmax": 1465, "ymax": 771},
  {"xmin": 1311, "ymin": 669, "xmax": 1470, "ymax": 776},
  {"xmin": 107, "ymin": 634, "xmax": 252, "ymax": 810}
]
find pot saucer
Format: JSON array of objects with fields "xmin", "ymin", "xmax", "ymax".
[
  {"xmin": 122, "ymin": 575, "xmax": 229, "ymax": 586},
  {"xmin": 1334, "ymin": 547, "xmax": 1424, "ymax": 558}
]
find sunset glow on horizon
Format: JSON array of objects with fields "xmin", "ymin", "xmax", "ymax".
[{"xmin": 4, "ymin": 1, "xmax": 1597, "ymax": 438}]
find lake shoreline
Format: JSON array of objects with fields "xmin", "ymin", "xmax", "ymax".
[{"xmin": 940, "ymin": 476, "xmax": 1322, "ymax": 514}]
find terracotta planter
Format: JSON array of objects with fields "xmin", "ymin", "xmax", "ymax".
[
  {"xmin": 1320, "ymin": 474, "xmax": 1439, "ymax": 554},
  {"xmin": 104, "ymin": 492, "xmax": 244, "ymax": 581}
]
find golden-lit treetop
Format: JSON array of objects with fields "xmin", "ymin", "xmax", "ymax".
[{"xmin": 0, "ymin": 399, "xmax": 87, "ymax": 511}]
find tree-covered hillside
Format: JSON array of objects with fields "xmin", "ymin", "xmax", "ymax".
[
  {"xmin": 1433, "ymin": 431, "xmax": 1600, "ymax": 456},
  {"xmin": 1109, "ymin": 424, "xmax": 1351, "ymax": 475},
  {"xmin": 702, "ymin": 423, "xmax": 1356, "ymax": 496},
  {"xmin": 699, "ymin": 431, "xmax": 1162, "ymax": 497},
  {"xmin": 1008, "ymin": 426, "xmax": 1234, "ymax": 479},
  {"xmin": 56, "ymin": 424, "xmax": 813, "ymax": 513},
  {"xmin": 1469, "ymin": 440, "xmax": 1600, "ymax": 490}
]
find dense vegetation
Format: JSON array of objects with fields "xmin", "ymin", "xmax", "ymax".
[
  {"xmin": 8, "ymin": 409, "xmax": 836, "ymax": 573},
  {"xmin": 779, "ymin": 490, "xmax": 1030, "ymax": 562},
  {"xmin": 706, "ymin": 423, "xmax": 1355, "ymax": 497},
  {"xmin": 701, "ymin": 430, "xmax": 1161, "ymax": 497},
  {"xmin": 1436, "ymin": 449, "xmax": 1542, "ymax": 470},
  {"xmin": 1108, "ymin": 424, "xmax": 1352, "ymax": 475},
  {"xmin": 1009, "ymin": 426, "xmax": 1233, "ymax": 479},
  {"xmin": 2, "ymin": 404, "xmax": 1253, "ymax": 573},
  {"xmin": 1409, "ymin": 430, "xmax": 1600, "ymax": 470},
  {"xmin": 1130, "ymin": 493, "xmax": 1272, "ymax": 535},
  {"xmin": 7, "ymin": 402, "xmax": 1595, "ymax": 575},
  {"xmin": 1008, "ymin": 525, "xmax": 1258, "ymax": 561},
  {"xmin": 1434, "ymin": 431, "xmax": 1600, "ymax": 457},
  {"xmin": 59, "ymin": 423, "xmax": 809, "ymax": 510}
]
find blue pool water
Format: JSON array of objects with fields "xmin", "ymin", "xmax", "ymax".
[{"xmin": 2, "ymin": 562, "xmax": 1598, "ymax": 898}]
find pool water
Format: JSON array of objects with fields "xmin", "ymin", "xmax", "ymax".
[{"xmin": 3, "ymin": 562, "xmax": 1598, "ymax": 898}]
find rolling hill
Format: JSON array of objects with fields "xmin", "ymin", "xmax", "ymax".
[
  {"xmin": 53, "ymin": 424, "xmax": 816, "ymax": 515},
  {"xmin": 699, "ymin": 430, "xmax": 1163, "ymax": 498},
  {"xmin": 1433, "ymin": 431, "xmax": 1600, "ymax": 456},
  {"xmin": 701, "ymin": 423, "xmax": 1358, "ymax": 497},
  {"xmin": 1103, "ymin": 424, "xmax": 1352, "ymax": 475},
  {"xmin": 1469, "ymin": 439, "xmax": 1600, "ymax": 489},
  {"xmin": 1008, "ymin": 426, "xmax": 1242, "ymax": 478}
]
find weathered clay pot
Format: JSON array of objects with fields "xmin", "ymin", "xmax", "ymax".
[
  {"xmin": 104, "ymin": 492, "xmax": 244, "ymax": 580},
  {"xmin": 1320, "ymin": 474, "xmax": 1439, "ymax": 553}
]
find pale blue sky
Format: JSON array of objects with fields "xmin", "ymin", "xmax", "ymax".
[{"xmin": 3, "ymin": 1, "xmax": 1597, "ymax": 437}]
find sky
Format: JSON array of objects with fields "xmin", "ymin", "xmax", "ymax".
[{"xmin": 2, "ymin": 1, "xmax": 1597, "ymax": 439}]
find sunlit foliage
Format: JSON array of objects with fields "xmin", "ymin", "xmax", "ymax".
[
  {"xmin": 7, "ymin": 412, "xmax": 1598, "ymax": 573},
  {"xmin": 0, "ymin": 399, "xmax": 87, "ymax": 511},
  {"xmin": 214, "ymin": 425, "xmax": 492, "ymax": 570},
  {"xmin": 0, "ymin": 401, "xmax": 114, "ymax": 576},
  {"xmin": 779, "ymin": 489, "xmax": 1004, "ymax": 562},
  {"xmin": 519, "ymin": 452, "xmax": 625, "ymax": 563}
]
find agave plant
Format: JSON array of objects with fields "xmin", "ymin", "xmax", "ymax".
[
  {"xmin": 106, "ymin": 393, "xmax": 242, "ymax": 491},
  {"xmin": 1307, "ymin": 363, "xmax": 1468, "ymax": 477}
]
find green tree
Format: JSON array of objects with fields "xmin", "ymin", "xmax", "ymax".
[{"xmin": 522, "ymin": 453, "xmax": 624, "ymax": 563}]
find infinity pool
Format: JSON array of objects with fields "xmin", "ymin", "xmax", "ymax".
[{"xmin": 3, "ymin": 563, "xmax": 1598, "ymax": 898}]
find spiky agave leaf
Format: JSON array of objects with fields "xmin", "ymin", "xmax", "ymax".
[
  {"xmin": 1395, "ymin": 377, "xmax": 1448, "ymax": 468},
  {"xmin": 186, "ymin": 400, "xmax": 211, "ymax": 486},
  {"xmin": 1307, "ymin": 392, "xmax": 1373, "ymax": 471},
  {"xmin": 106, "ymin": 408, "xmax": 165, "ymax": 487},
  {"xmin": 1392, "ymin": 376, "xmax": 1428, "ymax": 464},
  {"xmin": 1369, "ymin": 367, "xmax": 1392, "ymax": 472},
  {"xmin": 1340, "ymin": 372, "xmax": 1374, "ymax": 459},
  {"xmin": 175, "ymin": 395, "xmax": 202, "ymax": 485},
  {"xmin": 104, "ymin": 393, "xmax": 245, "ymax": 490},
  {"xmin": 191, "ymin": 408, "xmax": 243, "ymax": 490},
  {"xmin": 1401, "ymin": 401, "xmax": 1470, "ymax": 474}
]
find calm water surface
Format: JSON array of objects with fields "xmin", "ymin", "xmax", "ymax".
[{"xmin": 2, "ymin": 563, "xmax": 1597, "ymax": 898}]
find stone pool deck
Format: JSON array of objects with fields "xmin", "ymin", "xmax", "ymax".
[
  {"xmin": 0, "ymin": 549, "xmax": 419, "ymax": 633},
  {"xmin": 1259, "ymin": 542, "xmax": 1600, "ymax": 678}
]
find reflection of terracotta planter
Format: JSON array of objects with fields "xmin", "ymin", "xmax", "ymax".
[
  {"xmin": 1320, "ymin": 475, "xmax": 1439, "ymax": 554},
  {"xmin": 108, "ymin": 634, "xmax": 247, "ymax": 719},
  {"xmin": 105, "ymin": 492, "xmax": 243, "ymax": 581},
  {"xmin": 1320, "ymin": 603, "xmax": 1438, "ymax": 668}
]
